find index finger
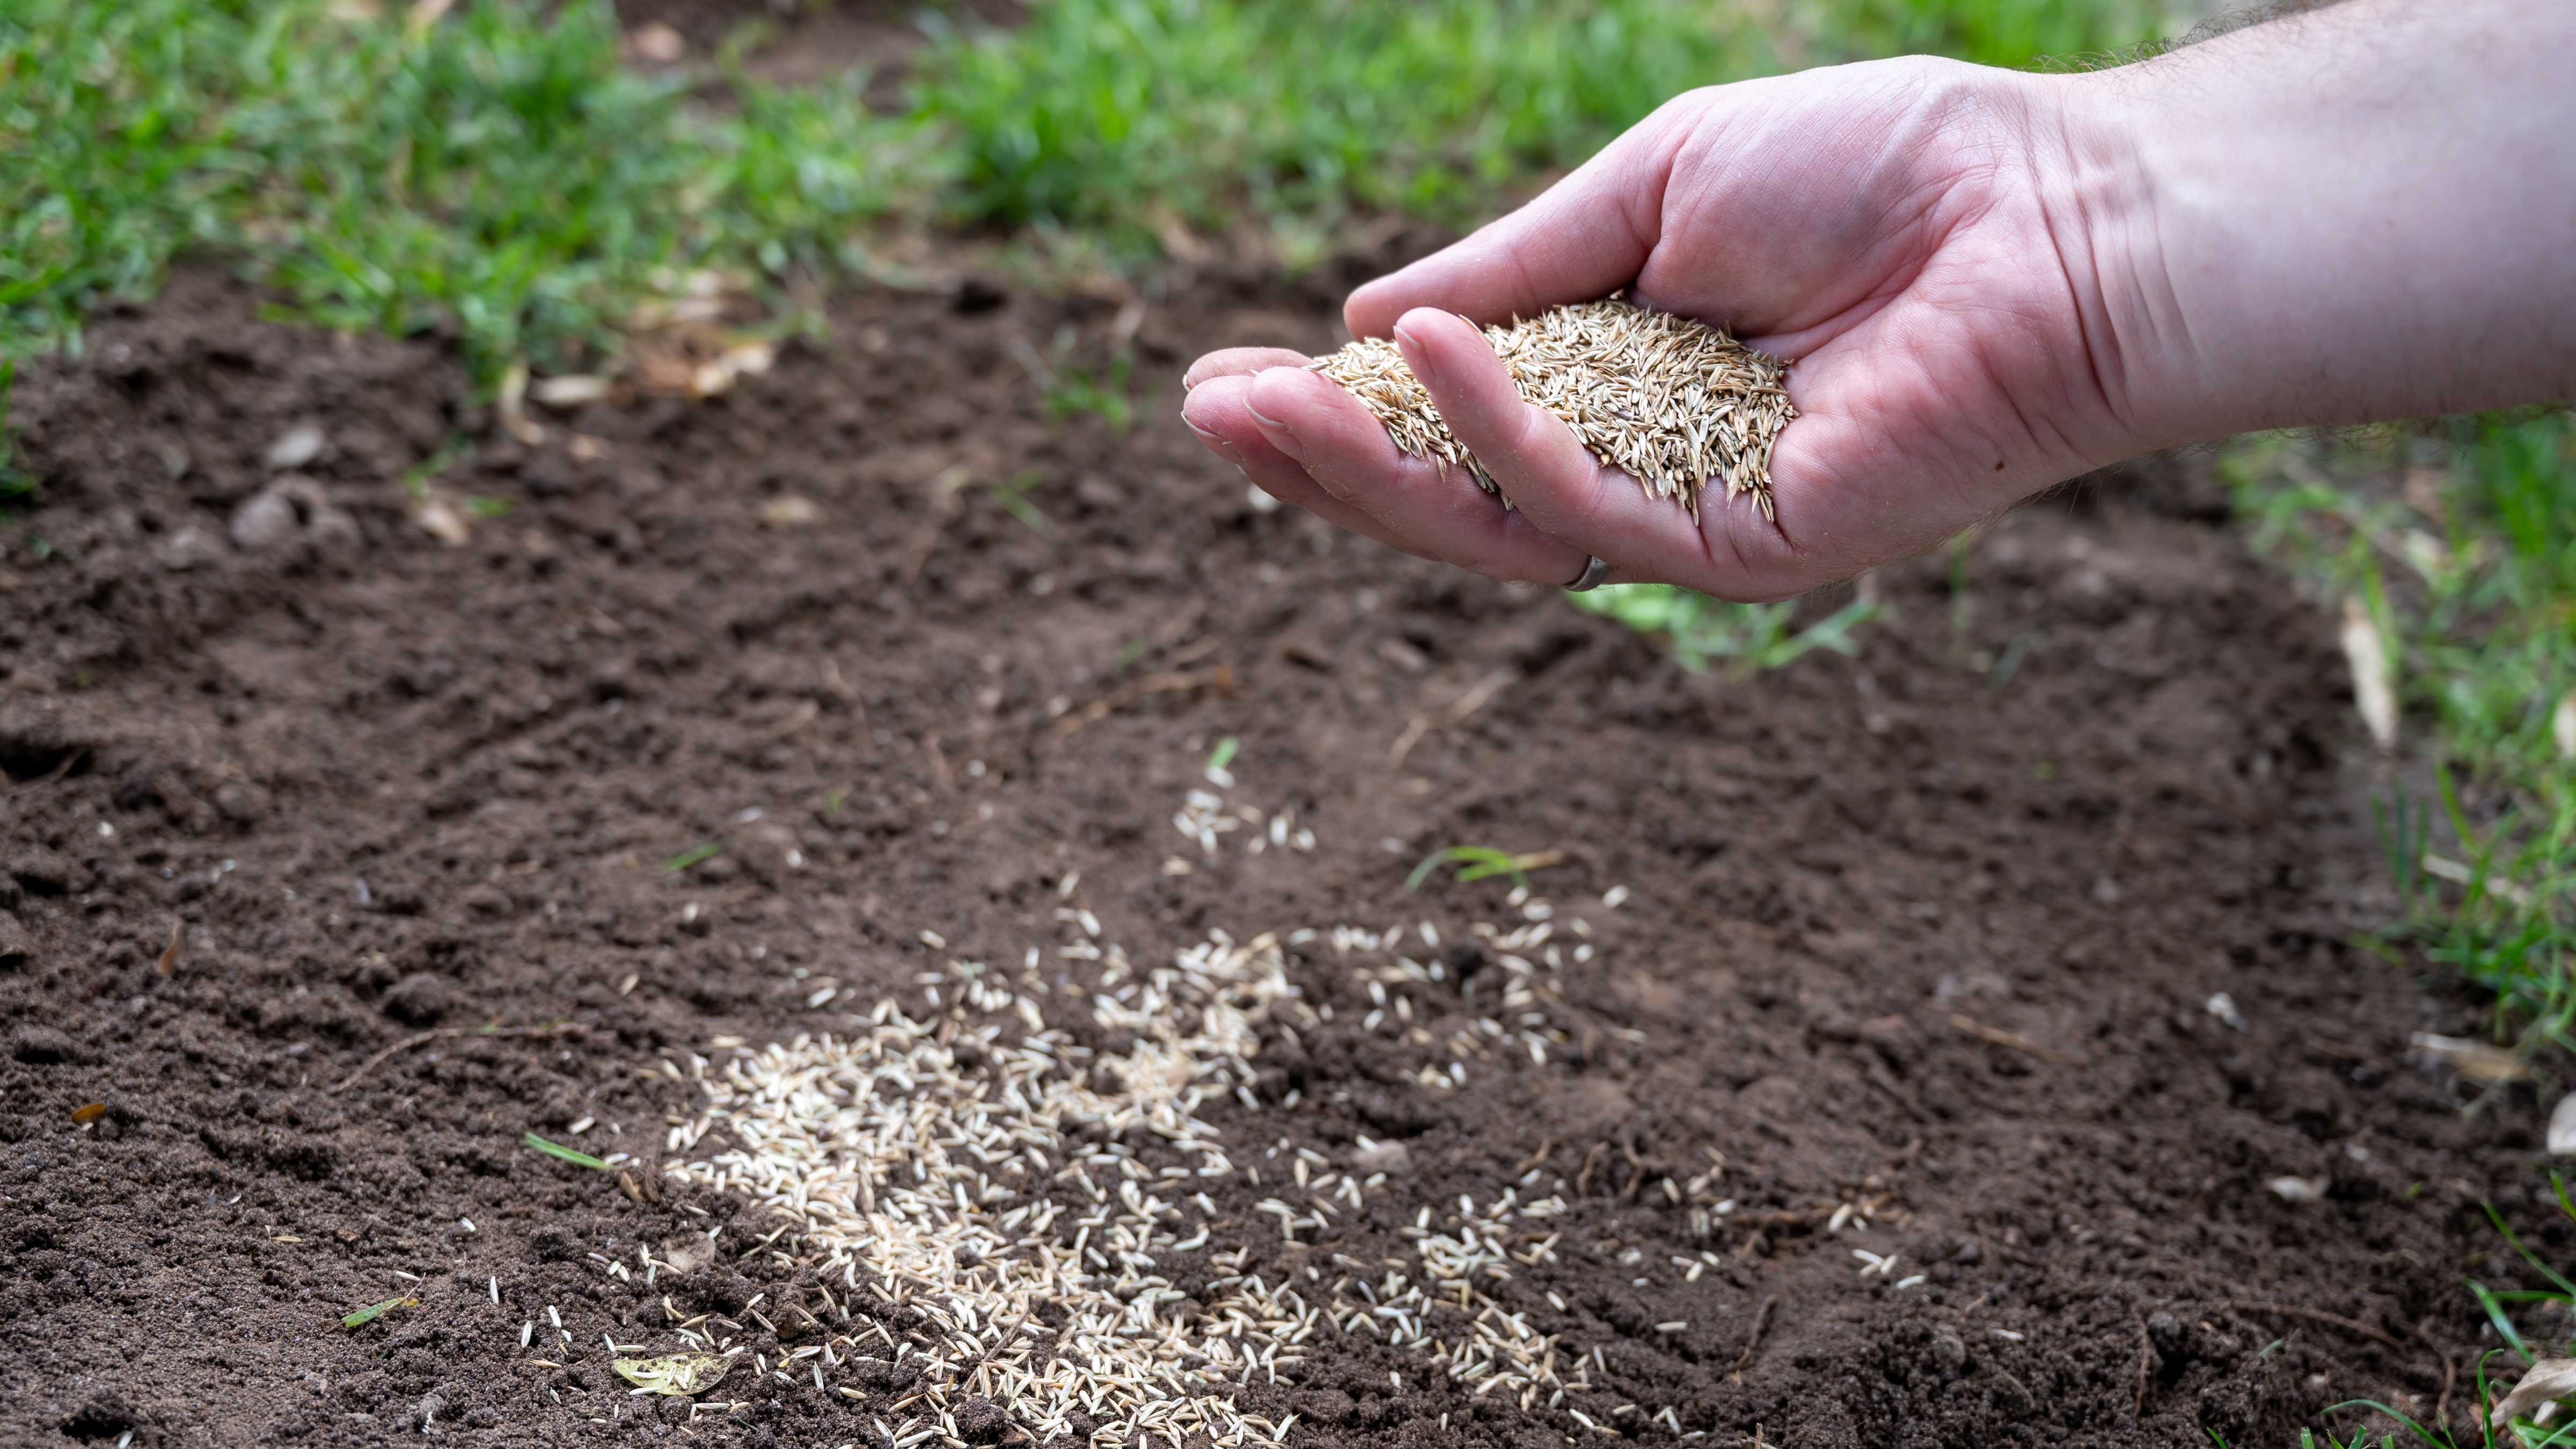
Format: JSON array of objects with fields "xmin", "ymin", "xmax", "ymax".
[{"xmin": 1343, "ymin": 103, "xmax": 1684, "ymax": 338}]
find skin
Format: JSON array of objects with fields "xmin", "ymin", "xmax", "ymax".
[{"xmin": 1180, "ymin": 0, "xmax": 2576, "ymax": 599}]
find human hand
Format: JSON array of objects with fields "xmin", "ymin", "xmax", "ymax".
[
  {"xmin": 1187, "ymin": 2, "xmax": 2576, "ymax": 602},
  {"xmin": 1181, "ymin": 56, "xmax": 2133, "ymax": 599}
]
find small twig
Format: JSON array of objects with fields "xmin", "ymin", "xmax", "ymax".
[
  {"xmin": 2221, "ymin": 1301, "xmax": 2404, "ymax": 1351},
  {"xmin": 1574, "ymin": 1141, "xmax": 1608, "ymax": 1196},
  {"xmin": 2, "ymin": 747, "xmax": 86, "ymax": 793},
  {"xmin": 1052, "ymin": 665, "xmax": 1236, "ymax": 737},
  {"xmin": 1511, "ymin": 1138, "xmax": 1559, "ymax": 1176},
  {"xmin": 1949, "ymin": 1014, "xmax": 2081, "ymax": 1066},
  {"xmin": 1729, "ymin": 1295, "xmax": 1779, "ymax": 1379},
  {"xmin": 331, "ymin": 1022, "xmax": 586, "ymax": 1094},
  {"xmin": 2436, "ymin": 1350, "xmax": 2457, "ymax": 1436},
  {"xmin": 2133, "ymin": 1322, "xmax": 2153, "ymax": 1418}
]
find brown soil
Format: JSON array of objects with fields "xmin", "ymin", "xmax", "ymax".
[{"xmin": 0, "ymin": 255, "xmax": 2559, "ymax": 1449}]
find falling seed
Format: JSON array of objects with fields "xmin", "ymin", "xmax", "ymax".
[
  {"xmin": 1310, "ymin": 298, "xmax": 1794, "ymax": 518},
  {"xmin": 2338, "ymin": 596, "xmax": 2397, "ymax": 750}
]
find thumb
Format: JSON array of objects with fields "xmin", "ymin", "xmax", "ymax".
[{"xmin": 1344, "ymin": 106, "xmax": 1684, "ymax": 338}]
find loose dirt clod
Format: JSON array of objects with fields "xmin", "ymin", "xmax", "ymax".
[{"xmin": 1308, "ymin": 297, "xmax": 1793, "ymax": 517}]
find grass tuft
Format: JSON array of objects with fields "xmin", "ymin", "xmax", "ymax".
[
  {"xmin": 2228, "ymin": 413, "xmax": 2576, "ymax": 1049},
  {"xmin": 1406, "ymin": 845, "xmax": 1563, "ymax": 894},
  {"xmin": 1568, "ymin": 583, "xmax": 1876, "ymax": 676},
  {"xmin": 911, "ymin": 0, "xmax": 1780, "ymax": 262},
  {"xmin": 0, "ymin": 0, "xmax": 919, "ymax": 379}
]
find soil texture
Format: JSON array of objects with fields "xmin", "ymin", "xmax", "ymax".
[{"xmin": 1, "ymin": 255, "xmax": 2560, "ymax": 1449}]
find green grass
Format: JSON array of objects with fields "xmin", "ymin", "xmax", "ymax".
[
  {"xmin": 910, "ymin": 0, "xmax": 2160, "ymax": 264},
  {"xmin": 522, "ymin": 1130, "xmax": 613, "ymax": 1170},
  {"xmin": 913, "ymin": 0, "xmax": 1779, "ymax": 263},
  {"xmin": 2226, "ymin": 413, "xmax": 2576, "ymax": 1052},
  {"xmin": 339, "ymin": 1293, "xmax": 420, "ymax": 1330},
  {"xmin": 663, "ymin": 841, "xmax": 726, "ymax": 873},
  {"xmin": 2229, "ymin": 414, "xmax": 2576, "ymax": 1444},
  {"xmin": 1567, "ymin": 582, "xmax": 1877, "ymax": 676},
  {"xmin": 1405, "ymin": 844, "xmax": 1563, "ymax": 893},
  {"xmin": 1, "ymin": 0, "xmax": 920, "ymax": 379},
  {"xmin": 2, "ymin": 0, "xmax": 2161, "ymax": 382}
]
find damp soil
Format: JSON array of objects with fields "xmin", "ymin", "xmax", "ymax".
[{"xmin": 1, "ymin": 253, "xmax": 2564, "ymax": 1449}]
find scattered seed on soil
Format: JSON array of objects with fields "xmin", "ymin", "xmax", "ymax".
[{"xmin": 1309, "ymin": 297, "xmax": 1793, "ymax": 517}]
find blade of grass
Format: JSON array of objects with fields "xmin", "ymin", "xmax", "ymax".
[
  {"xmin": 664, "ymin": 841, "xmax": 724, "ymax": 873},
  {"xmin": 341, "ymin": 1293, "xmax": 419, "ymax": 1328},
  {"xmin": 523, "ymin": 1131, "xmax": 612, "ymax": 1171}
]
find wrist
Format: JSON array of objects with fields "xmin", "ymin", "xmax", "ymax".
[
  {"xmin": 2033, "ymin": 1, "xmax": 2576, "ymax": 448},
  {"xmin": 2016, "ymin": 68, "xmax": 2210, "ymax": 459}
]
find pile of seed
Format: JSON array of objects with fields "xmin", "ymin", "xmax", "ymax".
[
  {"xmin": 1308, "ymin": 297, "xmax": 1793, "ymax": 517},
  {"xmin": 650, "ymin": 771, "xmax": 1749, "ymax": 1443}
]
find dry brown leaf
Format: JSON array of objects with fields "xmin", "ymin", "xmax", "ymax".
[
  {"xmin": 2410, "ymin": 1031, "xmax": 2532, "ymax": 1083},
  {"xmin": 2492, "ymin": 1357, "xmax": 2576, "ymax": 1431}
]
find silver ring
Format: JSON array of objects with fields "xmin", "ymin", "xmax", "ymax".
[{"xmin": 1565, "ymin": 555, "xmax": 1611, "ymax": 592}]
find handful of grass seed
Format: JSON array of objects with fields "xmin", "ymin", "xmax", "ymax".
[{"xmin": 1309, "ymin": 296, "xmax": 1793, "ymax": 518}]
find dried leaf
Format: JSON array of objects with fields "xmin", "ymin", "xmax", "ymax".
[
  {"xmin": 2338, "ymin": 596, "xmax": 2396, "ymax": 750},
  {"xmin": 2492, "ymin": 1357, "xmax": 2576, "ymax": 1431},
  {"xmin": 613, "ymin": 1351, "xmax": 738, "ymax": 1396},
  {"xmin": 2411, "ymin": 1031, "xmax": 2532, "ymax": 1083}
]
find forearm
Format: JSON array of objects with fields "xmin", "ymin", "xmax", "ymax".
[{"xmin": 2046, "ymin": 0, "xmax": 2576, "ymax": 447}]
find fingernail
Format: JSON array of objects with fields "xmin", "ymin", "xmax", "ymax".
[
  {"xmin": 1182, "ymin": 416, "xmax": 1242, "ymax": 465},
  {"xmin": 1245, "ymin": 373, "xmax": 1305, "ymax": 462},
  {"xmin": 1391, "ymin": 321, "xmax": 1436, "ymax": 388}
]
